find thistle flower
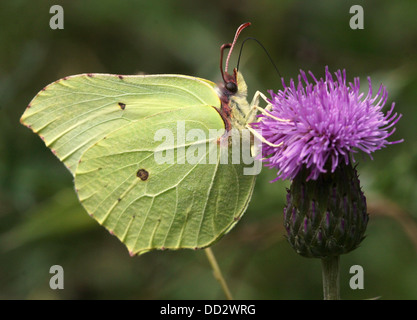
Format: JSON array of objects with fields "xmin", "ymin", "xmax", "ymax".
[
  {"xmin": 252, "ymin": 67, "xmax": 403, "ymax": 262},
  {"xmin": 253, "ymin": 66, "xmax": 403, "ymax": 181}
]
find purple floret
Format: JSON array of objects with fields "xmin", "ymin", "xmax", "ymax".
[{"xmin": 252, "ymin": 66, "xmax": 403, "ymax": 181}]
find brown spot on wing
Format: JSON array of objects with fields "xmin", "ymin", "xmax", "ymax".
[{"xmin": 136, "ymin": 169, "xmax": 149, "ymax": 181}]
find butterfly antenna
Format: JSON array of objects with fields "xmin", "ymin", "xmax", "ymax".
[
  {"xmin": 236, "ymin": 37, "xmax": 282, "ymax": 78},
  {"xmin": 224, "ymin": 22, "xmax": 251, "ymax": 74}
]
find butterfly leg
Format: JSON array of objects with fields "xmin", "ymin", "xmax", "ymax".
[
  {"xmin": 245, "ymin": 91, "xmax": 288, "ymax": 148},
  {"xmin": 245, "ymin": 91, "xmax": 290, "ymax": 126},
  {"xmin": 244, "ymin": 90, "xmax": 270, "ymax": 124},
  {"xmin": 241, "ymin": 91, "xmax": 281, "ymax": 162}
]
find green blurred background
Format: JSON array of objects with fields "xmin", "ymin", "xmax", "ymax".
[{"xmin": 0, "ymin": 0, "xmax": 416, "ymax": 299}]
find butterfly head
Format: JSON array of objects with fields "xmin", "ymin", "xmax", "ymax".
[
  {"xmin": 218, "ymin": 67, "xmax": 247, "ymax": 101},
  {"xmin": 222, "ymin": 64, "xmax": 238, "ymax": 94}
]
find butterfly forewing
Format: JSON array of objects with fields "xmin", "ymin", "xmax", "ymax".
[{"xmin": 21, "ymin": 74, "xmax": 221, "ymax": 174}]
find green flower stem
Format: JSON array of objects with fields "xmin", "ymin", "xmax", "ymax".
[
  {"xmin": 321, "ymin": 256, "xmax": 340, "ymax": 300},
  {"xmin": 204, "ymin": 247, "xmax": 233, "ymax": 300}
]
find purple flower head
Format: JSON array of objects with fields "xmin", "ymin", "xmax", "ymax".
[{"xmin": 252, "ymin": 67, "xmax": 403, "ymax": 181}]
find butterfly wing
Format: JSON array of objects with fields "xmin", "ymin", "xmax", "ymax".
[
  {"xmin": 21, "ymin": 74, "xmax": 221, "ymax": 174},
  {"xmin": 21, "ymin": 74, "xmax": 256, "ymax": 255}
]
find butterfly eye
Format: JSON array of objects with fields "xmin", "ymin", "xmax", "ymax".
[{"xmin": 225, "ymin": 81, "xmax": 237, "ymax": 93}]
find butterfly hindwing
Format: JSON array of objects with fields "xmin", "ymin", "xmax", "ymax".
[{"xmin": 75, "ymin": 105, "xmax": 255, "ymax": 255}]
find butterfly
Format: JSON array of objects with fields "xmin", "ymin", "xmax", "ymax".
[{"xmin": 20, "ymin": 22, "xmax": 271, "ymax": 256}]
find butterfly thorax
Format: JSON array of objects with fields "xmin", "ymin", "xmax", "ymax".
[{"xmin": 217, "ymin": 71, "xmax": 252, "ymax": 132}]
